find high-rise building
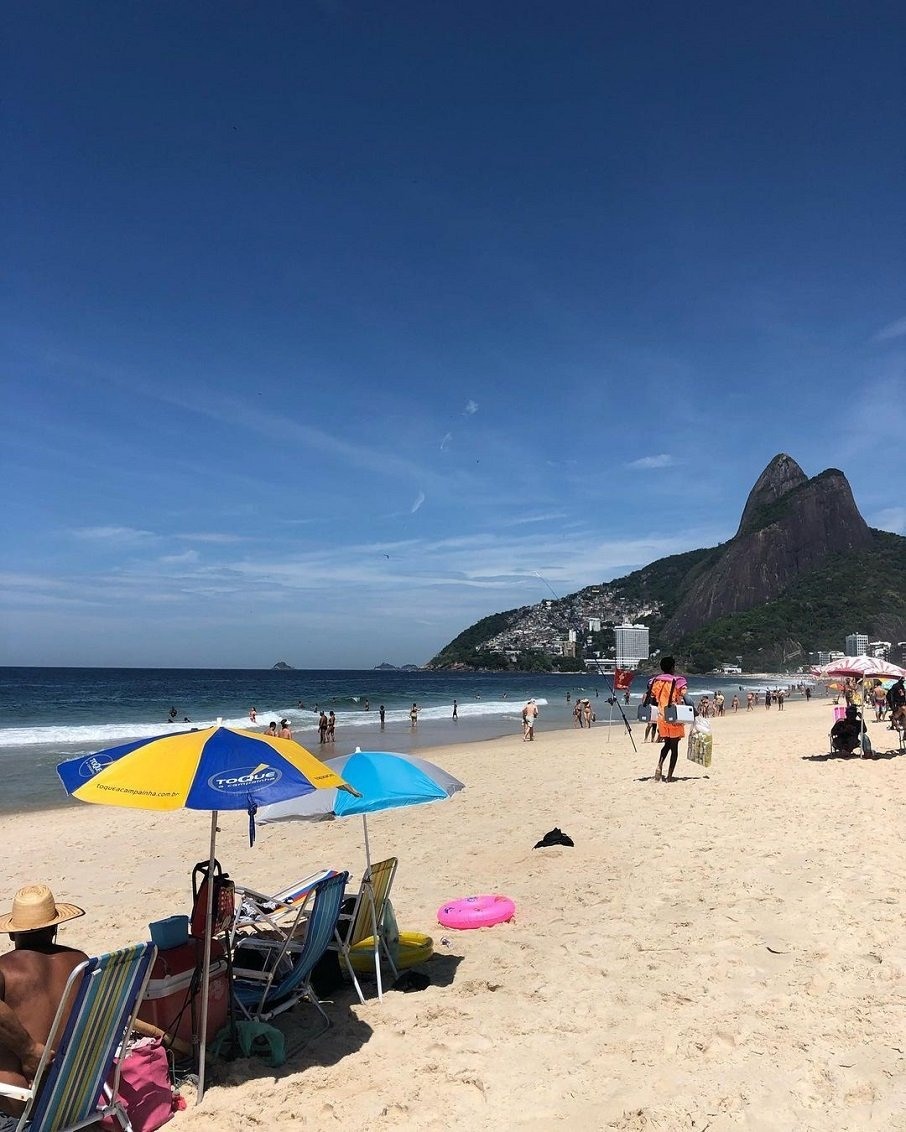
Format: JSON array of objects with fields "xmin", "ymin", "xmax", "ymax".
[
  {"xmin": 614, "ymin": 624, "xmax": 649, "ymax": 668},
  {"xmin": 845, "ymin": 633, "xmax": 868, "ymax": 656}
]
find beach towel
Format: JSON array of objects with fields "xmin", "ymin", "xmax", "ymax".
[{"xmin": 533, "ymin": 828, "xmax": 574, "ymax": 849}]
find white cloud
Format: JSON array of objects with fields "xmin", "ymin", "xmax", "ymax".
[
  {"xmin": 159, "ymin": 550, "xmax": 200, "ymax": 565},
  {"xmin": 176, "ymin": 532, "xmax": 246, "ymax": 544},
  {"xmin": 70, "ymin": 526, "xmax": 155, "ymax": 543},
  {"xmin": 464, "ymin": 400, "xmax": 478, "ymax": 415},
  {"xmin": 626, "ymin": 453, "xmax": 676, "ymax": 470},
  {"xmin": 440, "ymin": 432, "xmax": 452, "ymax": 450},
  {"xmin": 498, "ymin": 511, "xmax": 568, "ymax": 527},
  {"xmin": 410, "ymin": 491, "xmax": 426, "ymax": 513},
  {"xmin": 874, "ymin": 316, "xmax": 906, "ymax": 342}
]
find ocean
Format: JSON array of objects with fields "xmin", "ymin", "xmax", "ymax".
[{"xmin": 0, "ymin": 667, "xmax": 796, "ymax": 812}]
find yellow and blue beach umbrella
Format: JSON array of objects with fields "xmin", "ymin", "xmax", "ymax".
[
  {"xmin": 57, "ymin": 723, "xmax": 350, "ymax": 1103},
  {"xmin": 58, "ymin": 723, "xmax": 348, "ymax": 824}
]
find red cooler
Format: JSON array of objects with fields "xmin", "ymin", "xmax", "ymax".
[{"xmin": 137, "ymin": 940, "xmax": 230, "ymax": 1046}]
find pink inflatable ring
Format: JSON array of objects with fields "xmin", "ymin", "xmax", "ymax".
[{"xmin": 437, "ymin": 894, "xmax": 516, "ymax": 930}]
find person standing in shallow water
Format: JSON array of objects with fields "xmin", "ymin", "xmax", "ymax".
[
  {"xmin": 452, "ymin": 699, "xmax": 458, "ymax": 721},
  {"xmin": 379, "ymin": 705, "xmax": 385, "ymax": 728},
  {"xmin": 522, "ymin": 699, "xmax": 538, "ymax": 741},
  {"xmin": 648, "ymin": 656, "xmax": 693, "ymax": 783}
]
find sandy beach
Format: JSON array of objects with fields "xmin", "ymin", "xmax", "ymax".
[{"xmin": 3, "ymin": 699, "xmax": 905, "ymax": 1130}]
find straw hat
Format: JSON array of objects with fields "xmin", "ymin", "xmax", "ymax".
[{"xmin": 0, "ymin": 885, "xmax": 85, "ymax": 933}]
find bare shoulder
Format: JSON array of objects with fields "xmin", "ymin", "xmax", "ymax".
[{"xmin": 0, "ymin": 946, "xmax": 87, "ymax": 982}]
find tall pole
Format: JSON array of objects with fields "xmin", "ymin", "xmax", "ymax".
[{"xmin": 196, "ymin": 809, "xmax": 217, "ymax": 1103}]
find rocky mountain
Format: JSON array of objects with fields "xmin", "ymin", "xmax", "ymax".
[
  {"xmin": 428, "ymin": 455, "xmax": 906, "ymax": 672},
  {"xmin": 662, "ymin": 457, "xmax": 873, "ymax": 639}
]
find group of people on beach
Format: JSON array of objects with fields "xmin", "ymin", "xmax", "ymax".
[
  {"xmin": 572, "ymin": 699, "xmax": 595, "ymax": 728},
  {"xmin": 696, "ymin": 691, "xmax": 727, "ymax": 717}
]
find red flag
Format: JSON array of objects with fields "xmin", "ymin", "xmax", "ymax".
[{"xmin": 613, "ymin": 668, "xmax": 635, "ymax": 691}]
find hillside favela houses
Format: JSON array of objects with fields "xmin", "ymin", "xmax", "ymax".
[{"xmin": 427, "ymin": 455, "xmax": 906, "ymax": 675}]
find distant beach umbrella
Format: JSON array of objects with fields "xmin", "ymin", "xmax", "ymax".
[
  {"xmin": 819, "ymin": 657, "xmax": 906, "ymax": 680},
  {"xmin": 57, "ymin": 723, "xmax": 350, "ymax": 1103}
]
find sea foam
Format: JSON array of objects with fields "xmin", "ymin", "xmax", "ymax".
[{"xmin": 0, "ymin": 697, "xmax": 546, "ymax": 749}]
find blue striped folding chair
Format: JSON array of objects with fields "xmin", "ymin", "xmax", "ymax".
[
  {"xmin": 0, "ymin": 941, "xmax": 156, "ymax": 1132},
  {"xmin": 232, "ymin": 870, "xmax": 348, "ymax": 1032}
]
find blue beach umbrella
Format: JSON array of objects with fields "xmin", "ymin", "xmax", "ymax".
[
  {"xmin": 57, "ymin": 723, "xmax": 350, "ymax": 1102},
  {"xmin": 257, "ymin": 748, "xmax": 465, "ymax": 868}
]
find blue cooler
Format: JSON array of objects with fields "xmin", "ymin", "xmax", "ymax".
[{"xmin": 149, "ymin": 915, "xmax": 189, "ymax": 951}]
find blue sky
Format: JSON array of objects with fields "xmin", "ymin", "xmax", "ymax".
[{"xmin": 2, "ymin": 2, "xmax": 904, "ymax": 668}]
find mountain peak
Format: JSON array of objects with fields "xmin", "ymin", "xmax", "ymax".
[
  {"xmin": 664, "ymin": 458, "xmax": 872, "ymax": 639},
  {"xmin": 736, "ymin": 453, "xmax": 807, "ymax": 535}
]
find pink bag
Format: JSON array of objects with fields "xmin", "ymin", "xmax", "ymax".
[{"xmin": 101, "ymin": 1039, "xmax": 182, "ymax": 1131}]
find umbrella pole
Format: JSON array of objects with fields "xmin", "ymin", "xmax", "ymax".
[
  {"xmin": 197, "ymin": 810, "xmax": 218, "ymax": 1104},
  {"xmin": 362, "ymin": 813, "xmax": 373, "ymax": 874},
  {"xmin": 362, "ymin": 815, "xmax": 383, "ymax": 1001}
]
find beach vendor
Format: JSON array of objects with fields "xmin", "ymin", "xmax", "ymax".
[
  {"xmin": 648, "ymin": 657, "xmax": 693, "ymax": 783},
  {"xmin": 0, "ymin": 885, "xmax": 87, "ymax": 1122}
]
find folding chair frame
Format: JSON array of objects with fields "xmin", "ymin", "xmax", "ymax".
[
  {"xmin": 0, "ymin": 942, "xmax": 156, "ymax": 1132},
  {"xmin": 231, "ymin": 870, "xmax": 348, "ymax": 1032},
  {"xmin": 332, "ymin": 857, "xmax": 399, "ymax": 1004}
]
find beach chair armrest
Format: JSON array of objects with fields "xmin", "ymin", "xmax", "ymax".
[
  {"xmin": 272, "ymin": 869, "xmax": 336, "ymax": 904},
  {"xmin": 232, "ymin": 965, "xmax": 275, "ymax": 982},
  {"xmin": 0, "ymin": 1082, "xmax": 33, "ymax": 1102}
]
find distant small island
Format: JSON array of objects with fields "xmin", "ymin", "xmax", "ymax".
[
  {"xmin": 373, "ymin": 661, "xmax": 422, "ymax": 671},
  {"xmin": 272, "ymin": 661, "xmax": 295, "ymax": 670}
]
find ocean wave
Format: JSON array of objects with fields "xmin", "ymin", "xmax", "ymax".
[{"xmin": 0, "ymin": 698, "xmax": 547, "ymax": 749}]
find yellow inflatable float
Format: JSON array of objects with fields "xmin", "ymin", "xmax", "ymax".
[{"xmin": 348, "ymin": 931, "xmax": 433, "ymax": 973}]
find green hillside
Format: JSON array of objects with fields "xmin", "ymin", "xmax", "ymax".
[
  {"xmin": 676, "ymin": 530, "xmax": 906, "ymax": 670},
  {"xmin": 429, "ymin": 530, "xmax": 905, "ymax": 672},
  {"xmin": 429, "ymin": 608, "xmax": 521, "ymax": 668}
]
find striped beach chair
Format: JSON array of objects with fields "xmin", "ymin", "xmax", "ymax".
[
  {"xmin": 331, "ymin": 857, "xmax": 399, "ymax": 1004},
  {"xmin": 232, "ymin": 870, "xmax": 348, "ymax": 1031},
  {"xmin": 0, "ymin": 941, "xmax": 156, "ymax": 1132}
]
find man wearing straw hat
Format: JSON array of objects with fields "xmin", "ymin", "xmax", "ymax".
[{"xmin": 0, "ymin": 885, "xmax": 86, "ymax": 1121}]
